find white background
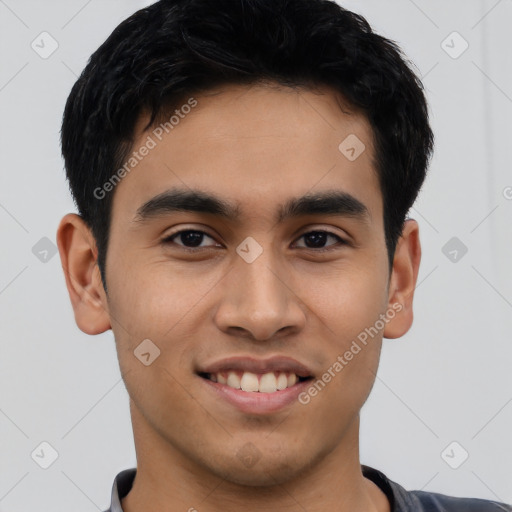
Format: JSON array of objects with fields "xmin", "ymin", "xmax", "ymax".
[{"xmin": 0, "ymin": 0, "xmax": 511, "ymax": 510}]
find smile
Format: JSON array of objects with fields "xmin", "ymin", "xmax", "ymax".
[{"xmin": 200, "ymin": 370, "xmax": 310, "ymax": 393}]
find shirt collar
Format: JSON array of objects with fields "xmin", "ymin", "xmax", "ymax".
[
  {"xmin": 361, "ymin": 464, "xmax": 418, "ymax": 510},
  {"xmin": 106, "ymin": 468, "xmax": 136, "ymax": 512},
  {"xmin": 106, "ymin": 465, "xmax": 413, "ymax": 512}
]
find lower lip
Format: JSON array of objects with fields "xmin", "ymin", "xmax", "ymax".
[{"xmin": 199, "ymin": 376, "xmax": 313, "ymax": 414}]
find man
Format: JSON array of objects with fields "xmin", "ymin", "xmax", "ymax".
[{"xmin": 56, "ymin": 0, "xmax": 511, "ymax": 511}]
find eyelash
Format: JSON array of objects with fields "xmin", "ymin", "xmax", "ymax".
[{"xmin": 161, "ymin": 228, "xmax": 348, "ymax": 253}]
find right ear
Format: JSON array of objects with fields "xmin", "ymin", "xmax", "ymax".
[{"xmin": 56, "ymin": 213, "xmax": 111, "ymax": 335}]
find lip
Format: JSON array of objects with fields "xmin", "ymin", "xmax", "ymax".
[
  {"xmin": 196, "ymin": 355, "xmax": 315, "ymax": 415},
  {"xmin": 199, "ymin": 374, "xmax": 313, "ymax": 414},
  {"xmin": 196, "ymin": 355, "xmax": 314, "ymax": 378}
]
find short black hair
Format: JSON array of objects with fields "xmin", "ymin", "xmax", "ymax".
[{"xmin": 61, "ymin": 0, "xmax": 434, "ymax": 290}]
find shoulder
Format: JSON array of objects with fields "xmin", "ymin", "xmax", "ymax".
[
  {"xmin": 406, "ymin": 489, "xmax": 512, "ymax": 511},
  {"xmin": 361, "ymin": 464, "xmax": 511, "ymax": 512}
]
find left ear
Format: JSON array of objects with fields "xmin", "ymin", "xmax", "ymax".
[{"xmin": 383, "ymin": 218, "xmax": 421, "ymax": 339}]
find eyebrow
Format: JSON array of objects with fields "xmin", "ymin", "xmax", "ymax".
[{"xmin": 133, "ymin": 187, "xmax": 371, "ymax": 225}]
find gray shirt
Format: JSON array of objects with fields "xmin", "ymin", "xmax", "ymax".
[{"xmin": 103, "ymin": 465, "xmax": 511, "ymax": 512}]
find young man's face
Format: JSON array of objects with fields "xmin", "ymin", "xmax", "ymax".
[{"xmin": 58, "ymin": 83, "xmax": 419, "ymax": 487}]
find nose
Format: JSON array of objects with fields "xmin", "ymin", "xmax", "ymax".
[{"xmin": 213, "ymin": 248, "xmax": 306, "ymax": 341}]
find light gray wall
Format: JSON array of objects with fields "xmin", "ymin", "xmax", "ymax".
[{"xmin": 0, "ymin": 1, "xmax": 511, "ymax": 510}]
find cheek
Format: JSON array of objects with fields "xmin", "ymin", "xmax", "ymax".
[
  {"xmin": 297, "ymin": 265, "xmax": 388, "ymax": 404},
  {"xmin": 107, "ymin": 257, "xmax": 208, "ymax": 335},
  {"xmin": 301, "ymin": 263, "xmax": 389, "ymax": 343},
  {"xmin": 107, "ymin": 268, "xmax": 203, "ymax": 421},
  {"xmin": 106, "ymin": 259, "xmax": 222, "ymax": 383}
]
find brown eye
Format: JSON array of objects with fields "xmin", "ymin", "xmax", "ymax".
[
  {"xmin": 162, "ymin": 229, "xmax": 218, "ymax": 249},
  {"xmin": 294, "ymin": 230, "xmax": 347, "ymax": 251},
  {"xmin": 161, "ymin": 228, "xmax": 348, "ymax": 253}
]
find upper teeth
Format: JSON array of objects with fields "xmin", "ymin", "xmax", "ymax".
[{"xmin": 208, "ymin": 371, "xmax": 299, "ymax": 392}]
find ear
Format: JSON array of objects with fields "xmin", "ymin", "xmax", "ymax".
[
  {"xmin": 56, "ymin": 213, "xmax": 111, "ymax": 335},
  {"xmin": 383, "ymin": 218, "xmax": 421, "ymax": 339}
]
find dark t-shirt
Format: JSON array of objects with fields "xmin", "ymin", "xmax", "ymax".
[{"xmin": 103, "ymin": 465, "xmax": 512, "ymax": 511}]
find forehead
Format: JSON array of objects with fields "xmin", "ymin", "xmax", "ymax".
[{"xmin": 111, "ymin": 82, "xmax": 382, "ymax": 228}]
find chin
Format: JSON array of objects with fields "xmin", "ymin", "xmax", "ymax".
[
  {"xmin": 218, "ymin": 464, "xmax": 297, "ymax": 487},
  {"xmin": 208, "ymin": 450, "xmax": 316, "ymax": 488}
]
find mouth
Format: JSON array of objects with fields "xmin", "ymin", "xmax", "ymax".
[
  {"xmin": 198, "ymin": 370, "xmax": 312, "ymax": 393},
  {"xmin": 196, "ymin": 356, "xmax": 315, "ymax": 414}
]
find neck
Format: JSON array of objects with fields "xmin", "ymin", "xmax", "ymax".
[{"xmin": 121, "ymin": 403, "xmax": 389, "ymax": 512}]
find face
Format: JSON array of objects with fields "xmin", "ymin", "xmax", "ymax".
[{"xmin": 59, "ymin": 82, "xmax": 417, "ymax": 487}]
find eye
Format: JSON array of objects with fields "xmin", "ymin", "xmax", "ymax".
[
  {"xmin": 162, "ymin": 228, "xmax": 347, "ymax": 252},
  {"xmin": 293, "ymin": 230, "xmax": 348, "ymax": 251},
  {"xmin": 162, "ymin": 229, "xmax": 219, "ymax": 250}
]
